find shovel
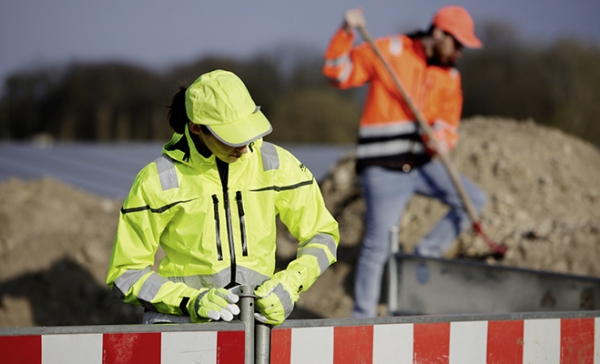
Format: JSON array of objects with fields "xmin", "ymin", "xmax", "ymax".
[{"xmin": 357, "ymin": 25, "xmax": 507, "ymax": 257}]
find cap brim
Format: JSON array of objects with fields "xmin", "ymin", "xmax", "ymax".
[
  {"xmin": 454, "ymin": 32, "xmax": 483, "ymax": 48},
  {"xmin": 207, "ymin": 109, "xmax": 272, "ymax": 147}
]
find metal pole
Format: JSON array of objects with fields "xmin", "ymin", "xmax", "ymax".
[
  {"xmin": 238, "ymin": 285, "xmax": 255, "ymax": 364},
  {"xmin": 387, "ymin": 226, "xmax": 399, "ymax": 316},
  {"xmin": 254, "ymin": 322, "xmax": 271, "ymax": 364}
]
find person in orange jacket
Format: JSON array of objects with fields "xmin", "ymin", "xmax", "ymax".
[{"xmin": 323, "ymin": 6, "xmax": 487, "ymax": 318}]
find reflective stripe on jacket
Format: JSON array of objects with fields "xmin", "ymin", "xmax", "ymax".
[
  {"xmin": 106, "ymin": 127, "xmax": 339, "ymax": 316},
  {"xmin": 322, "ymin": 28, "xmax": 462, "ymax": 172}
]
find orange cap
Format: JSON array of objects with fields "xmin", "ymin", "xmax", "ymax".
[{"xmin": 432, "ymin": 5, "xmax": 482, "ymax": 48}]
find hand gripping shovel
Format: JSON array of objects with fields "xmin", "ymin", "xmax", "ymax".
[{"xmin": 357, "ymin": 25, "xmax": 507, "ymax": 258}]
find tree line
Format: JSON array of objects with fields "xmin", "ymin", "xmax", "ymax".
[{"xmin": 1, "ymin": 22, "xmax": 599, "ymax": 147}]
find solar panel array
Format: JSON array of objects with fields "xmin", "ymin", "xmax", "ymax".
[{"xmin": 0, "ymin": 142, "xmax": 352, "ymax": 199}]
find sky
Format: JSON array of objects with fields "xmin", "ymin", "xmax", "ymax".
[{"xmin": 1, "ymin": 0, "xmax": 599, "ymax": 88}]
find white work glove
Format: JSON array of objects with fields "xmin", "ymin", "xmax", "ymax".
[
  {"xmin": 187, "ymin": 287, "xmax": 240, "ymax": 322},
  {"xmin": 343, "ymin": 8, "xmax": 366, "ymax": 31}
]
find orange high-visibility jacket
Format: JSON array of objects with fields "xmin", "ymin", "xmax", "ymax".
[{"xmin": 323, "ymin": 28, "xmax": 462, "ymax": 172}]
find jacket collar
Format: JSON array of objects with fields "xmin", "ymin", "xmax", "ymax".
[{"xmin": 162, "ymin": 125, "xmax": 262, "ymax": 169}]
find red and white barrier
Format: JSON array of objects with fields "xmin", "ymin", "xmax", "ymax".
[
  {"xmin": 1, "ymin": 316, "xmax": 599, "ymax": 363},
  {"xmin": 0, "ymin": 330, "xmax": 245, "ymax": 364},
  {"xmin": 271, "ymin": 317, "xmax": 600, "ymax": 364}
]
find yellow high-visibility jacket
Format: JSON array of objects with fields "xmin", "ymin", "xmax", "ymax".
[{"xmin": 106, "ymin": 127, "xmax": 339, "ymax": 317}]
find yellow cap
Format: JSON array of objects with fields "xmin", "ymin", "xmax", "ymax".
[{"xmin": 185, "ymin": 69, "xmax": 272, "ymax": 147}]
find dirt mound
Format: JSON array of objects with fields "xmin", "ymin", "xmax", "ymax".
[
  {"xmin": 1, "ymin": 116, "xmax": 599, "ymax": 327},
  {"xmin": 0, "ymin": 177, "xmax": 141, "ymax": 327},
  {"xmin": 286, "ymin": 117, "xmax": 600, "ymax": 318}
]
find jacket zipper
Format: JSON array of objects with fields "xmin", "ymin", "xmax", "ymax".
[
  {"xmin": 216, "ymin": 159, "xmax": 237, "ymax": 287},
  {"xmin": 236, "ymin": 191, "xmax": 248, "ymax": 256},
  {"xmin": 211, "ymin": 194, "xmax": 223, "ymax": 261},
  {"xmin": 412, "ymin": 66, "xmax": 422, "ymax": 110},
  {"xmin": 223, "ymin": 187, "xmax": 237, "ymax": 285}
]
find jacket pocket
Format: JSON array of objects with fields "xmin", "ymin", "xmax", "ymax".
[
  {"xmin": 235, "ymin": 191, "xmax": 248, "ymax": 256},
  {"xmin": 212, "ymin": 194, "xmax": 223, "ymax": 261}
]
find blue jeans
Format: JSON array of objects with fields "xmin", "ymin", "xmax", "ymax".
[{"xmin": 352, "ymin": 160, "xmax": 487, "ymax": 318}]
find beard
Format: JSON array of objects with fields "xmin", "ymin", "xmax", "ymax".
[{"xmin": 429, "ymin": 46, "xmax": 457, "ymax": 67}]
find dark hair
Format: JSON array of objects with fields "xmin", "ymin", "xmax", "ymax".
[
  {"xmin": 167, "ymin": 85, "xmax": 189, "ymax": 134},
  {"xmin": 427, "ymin": 24, "xmax": 435, "ymax": 35},
  {"xmin": 405, "ymin": 28, "xmax": 430, "ymax": 40}
]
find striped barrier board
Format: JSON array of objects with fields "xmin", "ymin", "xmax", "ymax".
[
  {"xmin": 0, "ymin": 325, "xmax": 246, "ymax": 364},
  {"xmin": 271, "ymin": 315, "xmax": 600, "ymax": 364},
  {"xmin": 1, "ymin": 313, "xmax": 599, "ymax": 363}
]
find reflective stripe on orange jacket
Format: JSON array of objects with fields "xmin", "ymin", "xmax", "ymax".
[{"xmin": 322, "ymin": 28, "xmax": 462, "ymax": 172}]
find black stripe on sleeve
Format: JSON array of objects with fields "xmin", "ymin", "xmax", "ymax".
[
  {"xmin": 249, "ymin": 178, "xmax": 314, "ymax": 192},
  {"xmin": 121, "ymin": 199, "xmax": 195, "ymax": 214}
]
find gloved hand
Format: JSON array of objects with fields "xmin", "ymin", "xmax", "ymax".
[
  {"xmin": 343, "ymin": 8, "xmax": 366, "ymax": 31},
  {"xmin": 187, "ymin": 287, "xmax": 240, "ymax": 322},
  {"xmin": 422, "ymin": 120, "xmax": 457, "ymax": 157},
  {"xmin": 427, "ymin": 138, "xmax": 450, "ymax": 156},
  {"xmin": 254, "ymin": 270, "xmax": 303, "ymax": 326}
]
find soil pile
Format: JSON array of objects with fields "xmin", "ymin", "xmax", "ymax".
[
  {"xmin": 0, "ymin": 178, "xmax": 140, "ymax": 326},
  {"xmin": 281, "ymin": 117, "xmax": 600, "ymax": 318},
  {"xmin": 1, "ymin": 116, "xmax": 599, "ymax": 327}
]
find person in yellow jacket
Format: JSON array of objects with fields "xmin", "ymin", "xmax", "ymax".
[
  {"xmin": 323, "ymin": 6, "xmax": 486, "ymax": 318},
  {"xmin": 106, "ymin": 69, "xmax": 339, "ymax": 325}
]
